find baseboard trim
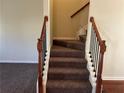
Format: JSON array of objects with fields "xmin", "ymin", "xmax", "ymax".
[
  {"xmin": 0, "ymin": 60, "xmax": 37, "ymax": 63},
  {"xmin": 103, "ymin": 77, "xmax": 124, "ymax": 80},
  {"xmin": 53, "ymin": 37, "xmax": 77, "ymax": 40}
]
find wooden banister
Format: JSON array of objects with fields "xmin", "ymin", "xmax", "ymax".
[
  {"xmin": 37, "ymin": 16, "xmax": 48, "ymax": 93},
  {"xmin": 40, "ymin": 16, "xmax": 48, "ymax": 40},
  {"xmin": 90, "ymin": 17, "xmax": 106, "ymax": 93},
  {"xmin": 96, "ymin": 40, "xmax": 106, "ymax": 93},
  {"xmin": 71, "ymin": 2, "xmax": 90, "ymax": 18},
  {"xmin": 90, "ymin": 17, "xmax": 102, "ymax": 43}
]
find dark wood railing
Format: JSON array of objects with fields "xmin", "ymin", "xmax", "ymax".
[
  {"xmin": 89, "ymin": 17, "xmax": 106, "ymax": 93},
  {"xmin": 37, "ymin": 16, "xmax": 48, "ymax": 93},
  {"xmin": 71, "ymin": 2, "xmax": 90, "ymax": 18}
]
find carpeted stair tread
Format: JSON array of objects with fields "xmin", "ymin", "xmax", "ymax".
[
  {"xmin": 52, "ymin": 45, "xmax": 81, "ymax": 51},
  {"xmin": 47, "ymin": 80, "xmax": 91, "ymax": 88},
  {"xmin": 48, "ymin": 67, "xmax": 89, "ymax": 75},
  {"xmin": 53, "ymin": 40, "xmax": 83, "ymax": 45},
  {"xmin": 53, "ymin": 40, "xmax": 85, "ymax": 50},
  {"xmin": 47, "ymin": 80, "xmax": 92, "ymax": 93},
  {"xmin": 51, "ymin": 45, "xmax": 85, "ymax": 58},
  {"xmin": 49, "ymin": 57, "xmax": 87, "ymax": 68},
  {"xmin": 50, "ymin": 57, "xmax": 86, "ymax": 62},
  {"xmin": 48, "ymin": 68, "xmax": 89, "ymax": 80}
]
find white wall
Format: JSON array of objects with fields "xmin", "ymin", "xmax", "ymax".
[
  {"xmin": 88, "ymin": 0, "xmax": 124, "ymax": 80},
  {"xmin": 43, "ymin": 0, "xmax": 53, "ymax": 48},
  {"xmin": 0, "ymin": 0, "xmax": 43, "ymax": 63},
  {"xmin": 0, "ymin": 0, "xmax": 2, "ymax": 57},
  {"xmin": 50, "ymin": 0, "xmax": 53, "ymax": 46}
]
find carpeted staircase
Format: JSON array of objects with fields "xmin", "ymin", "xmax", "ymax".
[{"xmin": 46, "ymin": 38, "xmax": 92, "ymax": 93}]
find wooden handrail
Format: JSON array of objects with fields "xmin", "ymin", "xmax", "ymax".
[
  {"xmin": 90, "ymin": 17, "xmax": 106, "ymax": 93},
  {"xmin": 90, "ymin": 17, "xmax": 102, "ymax": 44},
  {"xmin": 71, "ymin": 2, "xmax": 90, "ymax": 18},
  {"xmin": 37, "ymin": 16, "xmax": 48, "ymax": 93},
  {"xmin": 40, "ymin": 16, "xmax": 48, "ymax": 40}
]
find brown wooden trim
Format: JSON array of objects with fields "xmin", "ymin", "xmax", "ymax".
[
  {"xmin": 96, "ymin": 42, "xmax": 106, "ymax": 93},
  {"xmin": 103, "ymin": 80, "xmax": 124, "ymax": 85},
  {"xmin": 71, "ymin": 2, "xmax": 90, "ymax": 18},
  {"xmin": 40, "ymin": 16, "xmax": 48, "ymax": 40},
  {"xmin": 90, "ymin": 17, "xmax": 102, "ymax": 44}
]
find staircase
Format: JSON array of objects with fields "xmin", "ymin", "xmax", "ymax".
[{"xmin": 46, "ymin": 38, "xmax": 92, "ymax": 93}]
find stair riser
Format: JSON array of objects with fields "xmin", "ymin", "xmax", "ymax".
[
  {"xmin": 47, "ymin": 88, "xmax": 92, "ymax": 93},
  {"xmin": 53, "ymin": 40, "xmax": 67, "ymax": 47},
  {"xmin": 50, "ymin": 51, "xmax": 85, "ymax": 58},
  {"xmin": 48, "ymin": 73, "xmax": 89, "ymax": 80},
  {"xmin": 66, "ymin": 44, "xmax": 85, "ymax": 50},
  {"xmin": 49, "ymin": 62, "xmax": 87, "ymax": 68},
  {"xmin": 53, "ymin": 40, "xmax": 85, "ymax": 50}
]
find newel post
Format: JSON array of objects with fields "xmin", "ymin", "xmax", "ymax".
[
  {"xmin": 37, "ymin": 39, "xmax": 43, "ymax": 93},
  {"xmin": 96, "ymin": 40, "xmax": 106, "ymax": 93}
]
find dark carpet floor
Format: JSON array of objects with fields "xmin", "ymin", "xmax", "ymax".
[{"xmin": 0, "ymin": 63, "xmax": 38, "ymax": 93}]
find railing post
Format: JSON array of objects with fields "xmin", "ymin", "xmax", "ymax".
[
  {"xmin": 37, "ymin": 16, "xmax": 48, "ymax": 93},
  {"xmin": 37, "ymin": 39, "xmax": 43, "ymax": 93},
  {"xmin": 96, "ymin": 41, "xmax": 106, "ymax": 93}
]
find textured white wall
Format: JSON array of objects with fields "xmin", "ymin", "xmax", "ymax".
[
  {"xmin": 50, "ymin": 0, "xmax": 53, "ymax": 46},
  {"xmin": 0, "ymin": 0, "xmax": 2, "ymax": 57},
  {"xmin": 0, "ymin": 0, "xmax": 43, "ymax": 63},
  {"xmin": 89, "ymin": 0, "xmax": 124, "ymax": 80},
  {"xmin": 43, "ymin": 0, "xmax": 53, "ymax": 48}
]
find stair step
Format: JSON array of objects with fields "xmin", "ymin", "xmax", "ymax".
[
  {"xmin": 48, "ymin": 68, "xmax": 89, "ymax": 80},
  {"xmin": 53, "ymin": 40, "xmax": 85, "ymax": 50},
  {"xmin": 46, "ymin": 80, "xmax": 92, "ymax": 93},
  {"xmin": 47, "ymin": 39, "xmax": 92, "ymax": 93},
  {"xmin": 51, "ymin": 46, "xmax": 85, "ymax": 58},
  {"xmin": 49, "ymin": 57, "xmax": 87, "ymax": 68}
]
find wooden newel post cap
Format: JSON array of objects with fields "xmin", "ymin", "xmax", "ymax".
[
  {"xmin": 44, "ymin": 16, "xmax": 48, "ymax": 22},
  {"xmin": 100, "ymin": 40, "xmax": 106, "ymax": 53},
  {"xmin": 90, "ymin": 17, "xmax": 94, "ymax": 22},
  {"xmin": 37, "ymin": 39, "xmax": 42, "ymax": 52}
]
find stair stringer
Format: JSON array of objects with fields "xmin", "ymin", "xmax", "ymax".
[{"xmin": 86, "ymin": 52, "xmax": 96, "ymax": 93}]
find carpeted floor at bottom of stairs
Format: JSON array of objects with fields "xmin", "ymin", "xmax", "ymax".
[{"xmin": 0, "ymin": 63, "xmax": 37, "ymax": 93}]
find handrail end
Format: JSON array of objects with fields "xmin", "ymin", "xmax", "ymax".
[
  {"xmin": 100, "ymin": 40, "xmax": 106, "ymax": 53},
  {"xmin": 44, "ymin": 16, "xmax": 48, "ymax": 22},
  {"xmin": 90, "ymin": 16, "xmax": 94, "ymax": 22}
]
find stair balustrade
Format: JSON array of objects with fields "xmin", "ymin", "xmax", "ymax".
[
  {"xmin": 89, "ymin": 17, "xmax": 106, "ymax": 93},
  {"xmin": 37, "ymin": 16, "xmax": 48, "ymax": 93}
]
